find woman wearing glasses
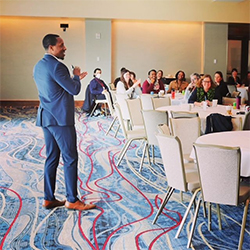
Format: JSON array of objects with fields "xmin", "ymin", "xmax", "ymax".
[{"xmin": 188, "ymin": 74, "xmax": 217, "ymax": 107}]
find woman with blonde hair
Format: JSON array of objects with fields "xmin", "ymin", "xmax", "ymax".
[{"xmin": 188, "ymin": 74, "xmax": 217, "ymax": 107}]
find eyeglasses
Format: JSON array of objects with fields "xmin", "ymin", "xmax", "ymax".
[{"xmin": 203, "ymin": 80, "xmax": 211, "ymax": 83}]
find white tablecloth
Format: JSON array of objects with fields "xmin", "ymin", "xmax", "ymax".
[
  {"xmin": 156, "ymin": 104, "xmax": 246, "ymax": 133},
  {"xmin": 237, "ymin": 87, "xmax": 248, "ymax": 101},
  {"xmin": 190, "ymin": 131, "xmax": 250, "ymax": 177}
]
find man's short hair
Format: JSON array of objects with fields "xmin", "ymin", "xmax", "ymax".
[{"xmin": 42, "ymin": 34, "xmax": 59, "ymax": 50}]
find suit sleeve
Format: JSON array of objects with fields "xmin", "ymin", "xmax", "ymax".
[{"xmin": 54, "ymin": 62, "xmax": 81, "ymax": 95}]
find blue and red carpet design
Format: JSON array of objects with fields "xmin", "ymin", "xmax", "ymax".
[{"xmin": 0, "ymin": 107, "xmax": 249, "ymax": 249}]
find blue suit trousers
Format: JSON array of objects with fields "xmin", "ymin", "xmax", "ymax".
[{"xmin": 42, "ymin": 126, "xmax": 78, "ymax": 203}]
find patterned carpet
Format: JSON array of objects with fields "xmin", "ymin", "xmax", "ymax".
[{"xmin": 0, "ymin": 107, "xmax": 249, "ymax": 250}]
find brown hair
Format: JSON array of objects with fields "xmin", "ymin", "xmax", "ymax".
[
  {"xmin": 197, "ymin": 74, "xmax": 216, "ymax": 89},
  {"xmin": 120, "ymin": 69, "xmax": 133, "ymax": 90}
]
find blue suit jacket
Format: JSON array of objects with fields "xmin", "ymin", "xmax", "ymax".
[{"xmin": 33, "ymin": 54, "xmax": 81, "ymax": 127}]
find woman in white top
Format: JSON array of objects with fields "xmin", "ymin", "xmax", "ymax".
[{"xmin": 116, "ymin": 69, "xmax": 142, "ymax": 99}]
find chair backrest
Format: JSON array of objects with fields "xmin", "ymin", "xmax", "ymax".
[
  {"xmin": 170, "ymin": 111, "xmax": 199, "ymax": 119},
  {"xmin": 170, "ymin": 116, "xmax": 201, "ymax": 155},
  {"xmin": 243, "ymin": 111, "xmax": 250, "ymax": 130},
  {"xmin": 115, "ymin": 94, "xmax": 130, "ymax": 121},
  {"xmin": 227, "ymin": 84, "xmax": 237, "ymax": 95},
  {"xmin": 110, "ymin": 90, "xmax": 117, "ymax": 103},
  {"xmin": 193, "ymin": 143, "xmax": 241, "ymax": 206},
  {"xmin": 140, "ymin": 94, "xmax": 154, "ymax": 110},
  {"xmin": 126, "ymin": 98, "xmax": 144, "ymax": 129},
  {"xmin": 103, "ymin": 91, "xmax": 115, "ymax": 116},
  {"xmin": 157, "ymin": 124, "xmax": 171, "ymax": 135},
  {"xmin": 222, "ymin": 97, "xmax": 236, "ymax": 105},
  {"xmin": 141, "ymin": 110, "xmax": 168, "ymax": 146},
  {"xmin": 156, "ymin": 134, "xmax": 188, "ymax": 192},
  {"xmin": 152, "ymin": 96, "xmax": 171, "ymax": 109},
  {"xmin": 114, "ymin": 103, "xmax": 128, "ymax": 139}
]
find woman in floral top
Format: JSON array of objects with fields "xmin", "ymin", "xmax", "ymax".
[{"xmin": 188, "ymin": 74, "xmax": 217, "ymax": 107}]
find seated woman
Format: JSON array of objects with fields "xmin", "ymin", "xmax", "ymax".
[
  {"xmin": 227, "ymin": 68, "xmax": 241, "ymax": 87},
  {"xmin": 116, "ymin": 69, "xmax": 141, "ymax": 99},
  {"xmin": 214, "ymin": 71, "xmax": 229, "ymax": 104},
  {"xmin": 242, "ymin": 71, "xmax": 250, "ymax": 87},
  {"xmin": 142, "ymin": 69, "xmax": 164, "ymax": 94},
  {"xmin": 188, "ymin": 74, "xmax": 216, "ymax": 107},
  {"xmin": 167, "ymin": 70, "xmax": 188, "ymax": 93},
  {"xmin": 184, "ymin": 73, "xmax": 200, "ymax": 101},
  {"xmin": 82, "ymin": 68, "xmax": 112, "ymax": 115}
]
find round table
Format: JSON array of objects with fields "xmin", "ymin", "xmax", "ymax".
[
  {"xmin": 156, "ymin": 104, "xmax": 246, "ymax": 133},
  {"xmin": 190, "ymin": 131, "xmax": 250, "ymax": 177}
]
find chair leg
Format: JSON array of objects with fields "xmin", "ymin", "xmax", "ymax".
[
  {"xmin": 238, "ymin": 199, "xmax": 249, "ymax": 250},
  {"xmin": 175, "ymin": 188, "xmax": 201, "ymax": 239},
  {"xmin": 187, "ymin": 193, "xmax": 202, "ymax": 248},
  {"xmin": 216, "ymin": 204, "xmax": 222, "ymax": 230},
  {"xmin": 106, "ymin": 116, "xmax": 117, "ymax": 135},
  {"xmin": 147, "ymin": 145, "xmax": 151, "ymax": 166},
  {"xmin": 152, "ymin": 187, "xmax": 175, "ymax": 224},
  {"xmin": 139, "ymin": 142, "xmax": 148, "ymax": 173},
  {"xmin": 90, "ymin": 103, "xmax": 98, "ymax": 117},
  {"xmin": 208, "ymin": 202, "xmax": 211, "ymax": 231},
  {"xmin": 114, "ymin": 124, "xmax": 120, "ymax": 138},
  {"xmin": 116, "ymin": 139, "xmax": 133, "ymax": 166},
  {"xmin": 152, "ymin": 145, "xmax": 155, "ymax": 164}
]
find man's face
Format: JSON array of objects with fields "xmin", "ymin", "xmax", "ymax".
[{"xmin": 50, "ymin": 37, "xmax": 67, "ymax": 60}]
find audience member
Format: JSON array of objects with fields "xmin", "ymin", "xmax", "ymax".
[
  {"xmin": 130, "ymin": 71, "xmax": 141, "ymax": 88},
  {"xmin": 188, "ymin": 74, "xmax": 216, "ymax": 107},
  {"xmin": 227, "ymin": 68, "xmax": 241, "ymax": 87},
  {"xmin": 167, "ymin": 70, "xmax": 188, "ymax": 93},
  {"xmin": 184, "ymin": 73, "xmax": 200, "ymax": 100},
  {"xmin": 214, "ymin": 71, "xmax": 229, "ymax": 104},
  {"xmin": 113, "ymin": 67, "xmax": 127, "ymax": 88},
  {"xmin": 82, "ymin": 68, "xmax": 112, "ymax": 115},
  {"xmin": 156, "ymin": 70, "xmax": 166, "ymax": 91},
  {"xmin": 242, "ymin": 71, "xmax": 250, "ymax": 87},
  {"xmin": 142, "ymin": 69, "xmax": 164, "ymax": 94},
  {"xmin": 116, "ymin": 69, "xmax": 141, "ymax": 99}
]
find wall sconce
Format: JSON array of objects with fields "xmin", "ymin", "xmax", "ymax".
[{"xmin": 60, "ymin": 23, "xmax": 69, "ymax": 32}]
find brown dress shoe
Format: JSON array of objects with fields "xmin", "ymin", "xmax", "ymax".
[
  {"xmin": 42, "ymin": 199, "xmax": 66, "ymax": 209},
  {"xmin": 65, "ymin": 200, "xmax": 96, "ymax": 211}
]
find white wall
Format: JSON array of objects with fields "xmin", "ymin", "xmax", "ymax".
[
  {"xmin": 1, "ymin": 0, "xmax": 249, "ymax": 23},
  {"xmin": 112, "ymin": 20, "xmax": 202, "ymax": 82},
  {"xmin": 85, "ymin": 20, "xmax": 112, "ymax": 85},
  {"xmin": 0, "ymin": 17, "xmax": 86, "ymax": 100},
  {"xmin": 203, "ymin": 23, "xmax": 228, "ymax": 78}
]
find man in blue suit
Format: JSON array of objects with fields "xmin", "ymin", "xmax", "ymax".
[{"xmin": 33, "ymin": 34, "xmax": 96, "ymax": 211}]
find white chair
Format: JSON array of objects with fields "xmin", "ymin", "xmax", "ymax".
[
  {"xmin": 157, "ymin": 123, "xmax": 171, "ymax": 135},
  {"xmin": 140, "ymin": 94, "xmax": 154, "ymax": 110},
  {"xmin": 152, "ymin": 96, "xmax": 171, "ymax": 109},
  {"xmin": 126, "ymin": 98, "xmax": 144, "ymax": 130},
  {"xmin": 152, "ymin": 134, "xmax": 200, "ymax": 225},
  {"xmin": 114, "ymin": 103, "xmax": 147, "ymax": 167},
  {"xmin": 140, "ymin": 110, "xmax": 168, "ymax": 172},
  {"xmin": 185, "ymin": 143, "xmax": 250, "ymax": 249},
  {"xmin": 89, "ymin": 96, "xmax": 109, "ymax": 117},
  {"xmin": 170, "ymin": 111, "xmax": 199, "ymax": 119},
  {"xmin": 115, "ymin": 94, "xmax": 131, "ymax": 130},
  {"xmin": 104, "ymin": 91, "xmax": 120, "ymax": 137},
  {"xmin": 170, "ymin": 114, "xmax": 201, "ymax": 163}
]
